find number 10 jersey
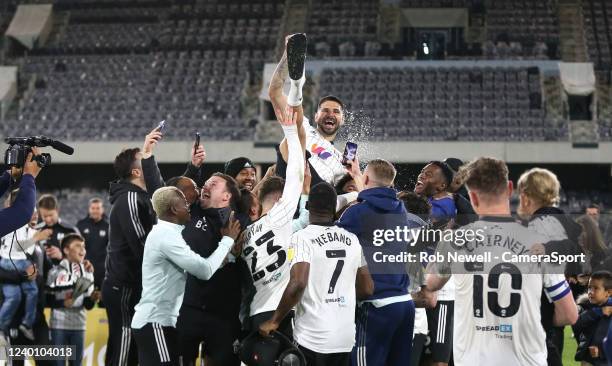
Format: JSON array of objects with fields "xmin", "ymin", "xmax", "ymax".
[{"xmin": 435, "ymin": 217, "xmax": 571, "ymax": 366}]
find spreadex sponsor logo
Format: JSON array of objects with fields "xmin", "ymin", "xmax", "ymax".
[
  {"xmin": 263, "ymin": 272, "xmax": 282, "ymax": 286},
  {"xmin": 325, "ymin": 296, "xmax": 346, "ymax": 304},
  {"xmin": 475, "ymin": 324, "xmax": 513, "ymax": 333}
]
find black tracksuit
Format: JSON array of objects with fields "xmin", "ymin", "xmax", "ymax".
[
  {"xmin": 34, "ymin": 219, "xmax": 78, "ymax": 264},
  {"xmin": 103, "ymin": 180, "xmax": 155, "ymax": 366},
  {"xmin": 77, "ymin": 215, "xmax": 109, "ymax": 290},
  {"xmin": 573, "ymin": 295, "xmax": 612, "ymax": 366},
  {"xmin": 530, "ymin": 206, "xmax": 583, "ymax": 366},
  {"xmin": 176, "ymin": 204, "xmax": 246, "ymax": 366}
]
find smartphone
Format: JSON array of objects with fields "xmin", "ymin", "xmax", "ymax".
[
  {"xmin": 157, "ymin": 120, "xmax": 166, "ymax": 134},
  {"xmin": 194, "ymin": 132, "xmax": 200, "ymax": 152},
  {"xmin": 342, "ymin": 142, "xmax": 358, "ymax": 167}
]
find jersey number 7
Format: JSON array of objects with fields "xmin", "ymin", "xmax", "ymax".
[
  {"xmin": 326, "ymin": 250, "xmax": 346, "ymax": 293},
  {"xmin": 466, "ymin": 262, "xmax": 522, "ymax": 318}
]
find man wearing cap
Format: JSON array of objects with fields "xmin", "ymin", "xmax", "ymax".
[
  {"xmin": 269, "ymin": 34, "xmax": 347, "ymax": 187},
  {"xmin": 224, "ymin": 157, "xmax": 257, "ymax": 192}
]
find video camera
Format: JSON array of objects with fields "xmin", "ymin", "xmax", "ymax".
[{"xmin": 4, "ymin": 136, "xmax": 74, "ymax": 168}]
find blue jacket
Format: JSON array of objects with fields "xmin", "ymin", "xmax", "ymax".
[
  {"xmin": 0, "ymin": 171, "xmax": 36, "ymax": 238},
  {"xmin": 337, "ymin": 186, "xmax": 422, "ymax": 300}
]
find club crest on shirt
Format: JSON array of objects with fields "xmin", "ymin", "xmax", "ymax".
[
  {"xmin": 57, "ymin": 233, "xmax": 65, "ymax": 242},
  {"xmin": 194, "ymin": 218, "xmax": 208, "ymax": 232},
  {"xmin": 99, "ymin": 230, "xmax": 106, "ymax": 237},
  {"xmin": 311, "ymin": 144, "xmax": 332, "ymax": 159},
  {"xmin": 83, "ymin": 228, "xmax": 90, "ymax": 234}
]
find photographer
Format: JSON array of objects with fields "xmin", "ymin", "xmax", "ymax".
[
  {"xmin": 34, "ymin": 194, "xmax": 79, "ymax": 264},
  {"xmin": 0, "ymin": 150, "xmax": 43, "ymax": 237}
]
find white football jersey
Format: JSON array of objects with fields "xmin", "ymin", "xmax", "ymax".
[
  {"xmin": 435, "ymin": 217, "xmax": 571, "ymax": 366},
  {"xmin": 291, "ymin": 224, "xmax": 365, "ymax": 353},
  {"xmin": 303, "ymin": 118, "xmax": 346, "ymax": 186},
  {"xmin": 1, "ymin": 224, "xmax": 36, "ymax": 259},
  {"xmin": 242, "ymin": 124, "xmax": 304, "ymax": 316}
]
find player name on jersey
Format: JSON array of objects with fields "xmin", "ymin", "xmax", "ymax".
[{"xmin": 309, "ymin": 230, "xmax": 354, "ymax": 247}]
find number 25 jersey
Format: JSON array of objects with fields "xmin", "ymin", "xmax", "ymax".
[
  {"xmin": 242, "ymin": 123, "xmax": 304, "ymax": 317},
  {"xmin": 242, "ymin": 201, "xmax": 296, "ymax": 316}
]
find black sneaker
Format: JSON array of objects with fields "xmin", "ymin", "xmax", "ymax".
[{"xmin": 287, "ymin": 33, "xmax": 307, "ymax": 81}]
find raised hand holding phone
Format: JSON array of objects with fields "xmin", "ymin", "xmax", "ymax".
[
  {"xmin": 142, "ymin": 122, "xmax": 165, "ymax": 159},
  {"xmin": 342, "ymin": 141, "xmax": 358, "ymax": 167},
  {"xmin": 157, "ymin": 120, "xmax": 167, "ymax": 134},
  {"xmin": 191, "ymin": 132, "xmax": 206, "ymax": 168}
]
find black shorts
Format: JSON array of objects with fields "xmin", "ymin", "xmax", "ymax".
[
  {"xmin": 426, "ymin": 300, "xmax": 454, "ymax": 363},
  {"xmin": 411, "ymin": 333, "xmax": 427, "ymax": 366},
  {"xmin": 299, "ymin": 345, "xmax": 350, "ymax": 366},
  {"xmin": 247, "ymin": 310, "xmax": 294, "ymax": 339},
  {"xmin": 176, "ymin": 305, "xmax": 241, "ymax": 366},
  {"xmin": 132, "ymin": 323, "xmax": 178, "ymax": 366}
]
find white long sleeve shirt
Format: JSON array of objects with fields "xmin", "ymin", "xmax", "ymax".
[{"xmin": 242, "ymin": 124, "xmax": 305, "ymax": 316}]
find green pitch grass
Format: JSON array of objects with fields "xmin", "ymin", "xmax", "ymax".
[{"xmin": 563, "ymin": 326, "xmax": 579, "ymax": 366}]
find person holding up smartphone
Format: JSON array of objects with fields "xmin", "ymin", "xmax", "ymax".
[{"xmin": 140, "ymin": 122, "xmax": 206, "ymax": 194}]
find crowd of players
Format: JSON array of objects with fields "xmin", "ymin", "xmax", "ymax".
[{"xmin": 0, "ymin": 33, "xmax": 611, "ymax": 366}]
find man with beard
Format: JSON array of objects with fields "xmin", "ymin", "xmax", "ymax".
[
  {"xmin": 224, "ymin": 157, "xmax": 257, "ymax": 191},
  {"xmin": 241, "ymin": 57, "xmax": 305, "ymax": 335},
  {"xmin": 104, "ymin": 147, "xmax": 156, "ymax": 366},
  {"xmin": 269, "ymin": 34, "xmax": 346, "ymax": 187}
]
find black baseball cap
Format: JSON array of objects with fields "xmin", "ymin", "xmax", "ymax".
[{"xmin": 224, "ymin": 157, "xmax": 255, "ymax": 178}]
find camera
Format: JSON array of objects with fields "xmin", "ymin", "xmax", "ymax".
[{"xmin": 4, "ymin": 136, "xmax": 74, "ymax": 168}]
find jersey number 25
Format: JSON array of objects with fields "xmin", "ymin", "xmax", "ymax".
[{"xmin": 244, "ymin": 230, "xmax": 286, "ymax": 282}]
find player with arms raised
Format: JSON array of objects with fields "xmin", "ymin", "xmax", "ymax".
[{"xmin": 241, "ymin": 33, "xmax": 306, "ymax": 333}]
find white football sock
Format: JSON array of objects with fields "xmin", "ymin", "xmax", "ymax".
[{"xmin": 287, "ymin": 70, "xmax": 305, "ymax": 107}]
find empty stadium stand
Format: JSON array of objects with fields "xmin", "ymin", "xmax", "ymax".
[
  {"xmin": 582, "ymin": 0, "xmax": 612, "ymax": 71},
  {"xmin": 316, "ymin": 65, "xmax": 567, "ymax": 141},
  {"xmin": 306, "ymin": 0, "xmax": 379, "ymax": 58},
  {"xmin": 0, "ymin": 0, "xmax": 609, "ymax": 144}
]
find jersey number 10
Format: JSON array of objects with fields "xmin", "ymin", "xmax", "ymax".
[{"xmin": 467, "ymin": 262, "xmax": 522, "ymax": 318}]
